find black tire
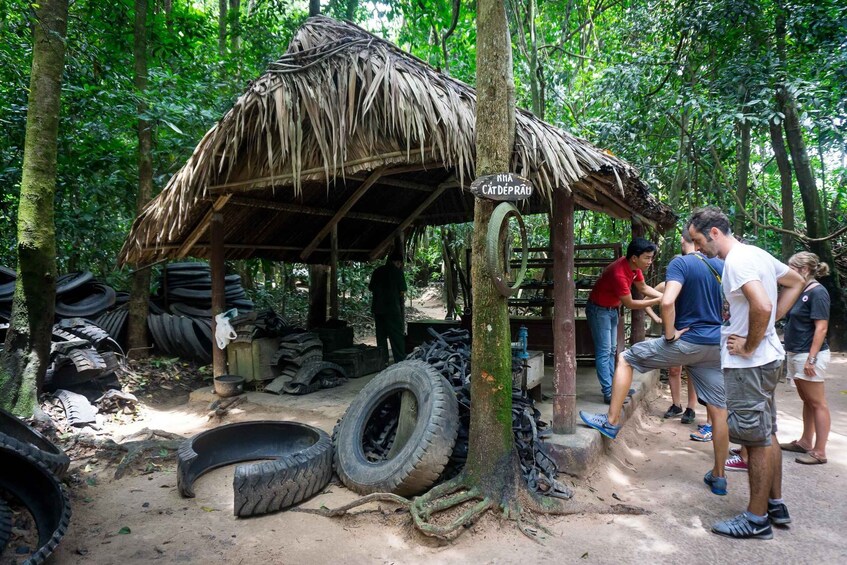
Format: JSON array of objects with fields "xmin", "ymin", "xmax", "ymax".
[
  {"xmin": 333, "ymin": 360, "xmax": 459, "ymax": 497},
  {"xmin": 177, "ymin": 421, "xmax": 332, "ymax": 517},
  {"xmin": 54, "ymin": 282, "xmax": 116, "ymax": 318},
  {"xmin": 55, "ymin": 271, "xmax": 94, "ymax": 295},
  {"xmin": 0, "ymin": 493, "xmax": 12, "ymax": 555},
  {"xmin": 0, "ymin": 409, "xmax": 70, "ymax": 477},
  {"xmin": 0, "ymin": 444, "xmax": 72, "ymax": 564}
]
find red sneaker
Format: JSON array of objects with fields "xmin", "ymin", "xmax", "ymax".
[{"xmin": 725, "ymin": 454, "xmax": 748, "ymax": 472}]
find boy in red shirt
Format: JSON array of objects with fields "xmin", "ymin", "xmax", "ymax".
[{"xmin": 587, "ymin": 238, "xmax": 662, "ymax": 403}]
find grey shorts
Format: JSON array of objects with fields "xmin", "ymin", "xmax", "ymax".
[
  {"xmin": 724, "ymin": 359, "xmax": 782, "ymax": 447},
  {"xmin": 623, "ymin": 338, "xmax": 725, "ymax": 409}
]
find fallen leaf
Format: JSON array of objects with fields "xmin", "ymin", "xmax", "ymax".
[
  {"xmin": 581, "ymin": 552, "xmax": 589, "ymax": 559},
  {"xmin": 201, "ymin": 506, "xmax": 217, "ymax": 512},
  {"xmin": 86, "ymin": 477, "xmax": 97, "ymax": 486},
  {"xmin": 118, "ymin": 527, "xmax": 131, "ymax": 535},
  {"xmin": 612, "ymin": 493, "xmax": 622, "ymax": 501}
]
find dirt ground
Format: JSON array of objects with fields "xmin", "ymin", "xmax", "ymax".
[{"xmin": 4, "ymin": 289, "xmax": 846, "ymax": 564}]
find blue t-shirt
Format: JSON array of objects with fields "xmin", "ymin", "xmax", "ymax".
[{"xmin": 665, "ymin": 253, "xmax": 724, "ymax": 345}]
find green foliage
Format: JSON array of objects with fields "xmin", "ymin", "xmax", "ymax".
[{"xmin": 1, "ymin": 0, "xmax": 844, "ymax": 294}]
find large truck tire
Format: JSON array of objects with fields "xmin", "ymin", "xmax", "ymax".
[{"xmin": 333, "ymin": 360, "xmax": 459, "ymax": 497}]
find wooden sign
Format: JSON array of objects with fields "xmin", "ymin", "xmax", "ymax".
[{"xmin": 470, "ymin": 173, "xmax": 534, "ymax": 201}]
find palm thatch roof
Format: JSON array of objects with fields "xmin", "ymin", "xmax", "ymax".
[{"xmin": 119, "ymin": 16, "xmax": 675, "ymax": 267}]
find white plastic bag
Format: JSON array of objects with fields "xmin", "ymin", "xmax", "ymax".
[{"xmin": 214, "ymin": 308, "xmax": 239, "ymax": 349}]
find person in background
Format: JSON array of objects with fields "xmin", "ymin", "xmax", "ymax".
[
  {"xmin": 779, "ymin": 252, "xmax": 831, "ymax": 465},
  {"xmin": 688, "ymin": 207, "xmax": 804, "ymax": 540},
  {"xmin": 369, "ymin": 250, "xmax": 407, "ymax": 365},
  {"xmin": 586, "ymin": 237, "xmax": 663, "ymax": 404}
]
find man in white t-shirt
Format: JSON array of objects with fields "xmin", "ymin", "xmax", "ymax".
[{"xmin": 688, "ymin": 207, "xmax": 804, "ymax": 540}]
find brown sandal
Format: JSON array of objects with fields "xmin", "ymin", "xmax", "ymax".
[
  {"xmin": 795, "ymin": 452, "xmax": 827, "ymax": 465},
  {"xmin": 779, "ymin": 440, "xmax": 809, "ymax": 453}
]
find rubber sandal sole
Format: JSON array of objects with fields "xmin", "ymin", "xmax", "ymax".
[
  {"xmin": 779, "ymin": 440, "xmax": 809, "ymax": 453},
  {"xmin": 795, "ymin": 453, "xmax": 827, "ymax": 465}
]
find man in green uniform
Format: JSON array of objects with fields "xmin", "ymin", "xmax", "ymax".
[{"xmin": 369, "ymin": 251, "xmax": 407, "ymax": 364}]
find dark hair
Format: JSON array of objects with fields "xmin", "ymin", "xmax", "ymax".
[
  {"xmin": 681, "ymin": 222, "xmax": 693, "ymax": 243},
  {"xmin": 626, "ymin": 237, "xmax": 658, "ymax": 259},
  {"xmin": 687, "ymin": 207, "xmax": 731, "ymax": 240}
]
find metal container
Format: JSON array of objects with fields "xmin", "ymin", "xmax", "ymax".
[{"xmin": 213, "ymin": 375, "xmax": 245, "ymax": 397}]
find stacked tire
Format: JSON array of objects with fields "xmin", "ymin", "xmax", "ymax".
[
  {"xmin": 0, "ymin": 408, "xmax": 71, "ymax": 562},
  {"xmin": 160, "ymin": 262, "xmax": 253, "ymax": 316}
]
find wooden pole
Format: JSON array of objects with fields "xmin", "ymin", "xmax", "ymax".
[
  {"xmin": 210, "ymin": 212, "xmax": 227, "ymax": 376},
  {"xmin": 330, "ymin": 224, "xmax": 339, "ymax": 319},
  {"xmin": 552, "ymin": 190, "xmax": 576, "ymax": 434},
  {"xmin": 630, "ymin": 219, "xmax": 646, "ymax": 345}
]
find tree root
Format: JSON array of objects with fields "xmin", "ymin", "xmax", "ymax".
[
  {"xmin": 409, "ymin": 475, "xmax": 494, "ymax": 539},
  {"xmin": 291, "ymin": 493, "xmax": 410, "ymax": 517}
]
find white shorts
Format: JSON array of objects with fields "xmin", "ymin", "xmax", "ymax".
[{"xmin": 786, "ymin": 350, "xmax": 830, "ymax": 383}]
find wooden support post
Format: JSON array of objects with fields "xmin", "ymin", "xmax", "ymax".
[
  {"xmin": 330, "ymin": 225, "xmax": 339, "ymax": 319},
  {"xmin": 630, "ymin": 219, "xmax": 646, "ymax": 345},
  {"xmin": 210, "ymin": 212, "xmax": 227, "ymax": 377},
  {"xmin": 552, "ymin": 190, "xmax": 576, "ymax": 434}
]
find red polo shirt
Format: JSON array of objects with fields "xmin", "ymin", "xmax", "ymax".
[{"xmin": 588, "ymin": 256, "xmax": 644, "ymax": 308}]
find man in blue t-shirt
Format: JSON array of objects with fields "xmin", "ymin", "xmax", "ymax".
[{"xmin": 580, "ymin": 226, "xmax": 730, "ymax": 496}]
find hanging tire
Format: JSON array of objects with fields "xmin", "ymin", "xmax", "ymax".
[
  {"xmin": 0, "ymin": 409, "xmax": 70, "ymax": 478},
  {"xmin": 333, "ymin": 360, "xmax": 459, "ymax": 497}
]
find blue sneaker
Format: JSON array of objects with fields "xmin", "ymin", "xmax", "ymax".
[
  {"xmin": 712, "ymin": 513, "xmax": 773, "ymax": 540},
  {"xmin": 579, "ymin": 411, "xmax": 621, "ymax": 439},
  {"xmin": 704, "ymin": 470, "xmax": 727, "ymax": 495},
  {"xmin": 690, "ymin": 424, "xmax": 712, "ymax": 442}
]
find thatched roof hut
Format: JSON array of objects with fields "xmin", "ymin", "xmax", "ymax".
[{"xmin": 119, "ymin": 16, "xmax": 675, "ymax": 267}]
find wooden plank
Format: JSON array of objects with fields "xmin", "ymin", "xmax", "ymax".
[
  {"xmin": 176, "ymin": 195, "xmax": 231, "ymax": 258},
  {"xmin": 369, "ymin": 182, "xmax": 452, "ymax": 260},
  {"xmin": 225, "ymin": 196, "xmax": 401, "ymax": 224},
  {"xmin": 300, "ymin": 166, "xmax": 387, "ymax": 260},
  {"xmin": 552, "ymin": 189, "xmax": 577, "ymax": 434}
]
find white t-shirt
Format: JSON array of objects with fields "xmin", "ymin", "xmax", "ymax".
[{"xmin": 721, "ymin": 243, "xmax": 790, "ymax": 368}]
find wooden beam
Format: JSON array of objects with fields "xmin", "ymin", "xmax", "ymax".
[
  {"xmin": 301, "ymin": 166, "xmax": 387, "ymax": 260},
  {"xmin": 369, "ymin": 180, "xmax": 453, "ymax": 260},
  {"xmin": 207, "ymin": 149, "xmax": 435, "ymax": 195},
  {"xmin": 345, "ymin": 174, "xmax": 459, "ymax": 192},
  {"xmin": 176, "ymin": 195, "xmax": 231, "ymax": 258},
  {"xmin": 142, "ymin": 243, "xmax": 372, "ymax": 253},
  {"xmin": 225, "ymin": 196, "xmax": 401, "ymax": 224}
]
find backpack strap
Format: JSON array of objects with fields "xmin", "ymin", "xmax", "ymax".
[{"xmin": 692, "ymin": 252, "xmax": 722, "ymax": 284}]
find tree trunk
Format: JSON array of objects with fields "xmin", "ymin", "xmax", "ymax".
[
  {"xmin": 734, "ymin": 120, "xmax": 752, "ymax": 237},
  {"xmin": 777, "ymin": 86, "xmax": 846, "ymax": 349},
  {"xmin": 528, "ymin": 0, "xmax": 543, "ymax": 118},
  {"xmin": 345, "ymin": 0, "xmax": 357, "ymax": 20},
  {"xmin": 229, "ymin": 0, "xmax": 241, "ymax": 53},
  {"xmin": 441, "ymin": 230, "xmax": 457, "ymax": 319},
  {"xmin": 127, "ymin": 0, "xmax": 153, "ymax": 359},
  {"xmin": 307, "ymin": 264, "xmax": 328, "ymax": 329},
  {"xmin": 466, "ymin": 0, "xmax": 517, "ymax": 487},
  {"xmin": 769, "ymin": 119, "xmax": 794, "ymax": 261},
  {"xmin": 218, "ymin": 0, "xmax": 227, "ymax": 55},
  {"xmin": 309, "ymin": 0, "xmax": 320, "ymax": 17},
  {"xmin": 0, "ymin": 0, "xmax": 68, "ymax": 416}
]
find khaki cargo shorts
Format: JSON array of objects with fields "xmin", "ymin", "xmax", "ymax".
[{"xmin": 723, "ymin": 359, "xmax": 782, "ymax": 447}]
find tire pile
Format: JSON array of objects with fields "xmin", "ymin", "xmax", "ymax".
[
  {"xmin": 333, "ymin": 328, "xmax": 573, "ymax": 499},
  {"xmin": 0, "ymin": 318, "xmax": 123, "ymax": 393},
  {"xmin": 267, "ymin": 332, "xmax": 348, "ymax": 395},
  {"xmin": 0, "ymin": 268, "xmax": 117, "ymax": 323},
  {"xmin": 0, "ymin": 408, "xmax": 71, "ymax": 563}
]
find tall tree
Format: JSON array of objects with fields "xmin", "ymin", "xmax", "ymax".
[
  {"xmin": 0, "ymin": 0, "xmax": 69, "ymax": 416},
  {"xmin": 409, "ymin": 0, "xmax": 571, "ymax": 538},
  {"xmin": 127, "ymin": 0, "xmax": 153, "ymax": 359}
]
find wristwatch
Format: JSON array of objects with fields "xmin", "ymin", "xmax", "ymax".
[{"xmin": 807, "ymin": 356, "xmax": 817, "ymax": 365}]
